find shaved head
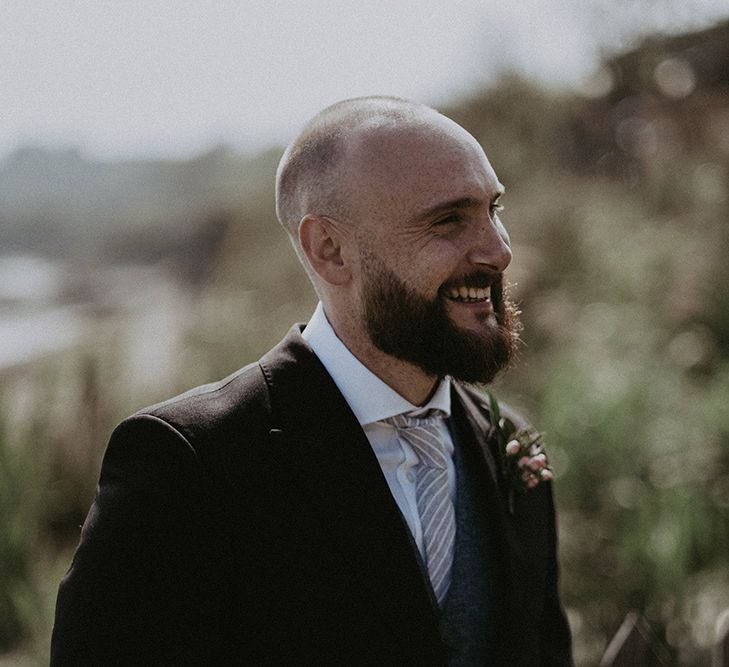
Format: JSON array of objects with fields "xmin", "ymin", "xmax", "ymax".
[{"xmin": 275, "ymin": 96, "xmax": 440, "ymax": 238}]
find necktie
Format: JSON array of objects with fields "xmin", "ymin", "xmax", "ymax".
[{"xmin": 386, "ymin": 412, "xmax": 455, "ymax": 607}]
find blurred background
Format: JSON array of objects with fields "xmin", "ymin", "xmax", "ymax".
[{"xmin": 2, "ymin": 1, "xmax": 729, "ymax": 664}]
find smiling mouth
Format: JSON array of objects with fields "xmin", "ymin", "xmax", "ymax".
[{"xmin": 445, "ymin": 286, "xmax": 492, "ymax": 303}]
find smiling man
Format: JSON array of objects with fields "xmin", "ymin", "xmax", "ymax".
[{"xmin": 52, "ymin": 97, "xmax": 572, "ymax": 665}]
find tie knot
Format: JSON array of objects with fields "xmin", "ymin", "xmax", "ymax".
[
  {"xmin": 384, "ymin": 411, "xmax": 449, "ymax": 469},
  {"xmin": 386, "ymin": 410, "xmax": 446, "ymax": 430}
]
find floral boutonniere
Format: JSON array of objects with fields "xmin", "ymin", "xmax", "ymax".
[{"xmin": 485, "ymin": 391, "xmax": 553, "ymax": 514}]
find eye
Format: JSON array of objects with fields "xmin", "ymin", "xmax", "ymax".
[{"xmin": 433, "ymin": 213, "xmax": 464, "ymax": 226}]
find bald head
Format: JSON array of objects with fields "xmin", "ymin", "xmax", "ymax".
[{"xmin": 275, "ymin": 96, "xmax": 444, "ymax": 237}]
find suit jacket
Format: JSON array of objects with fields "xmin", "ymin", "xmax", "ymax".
[{"xmin": 51, "ymin": 325, "xmax": 572, "ymax": 666}]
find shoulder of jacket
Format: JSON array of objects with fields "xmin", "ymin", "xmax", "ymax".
[{"xmin": 127, "ymin": 360, "xmax": 270, "ymax": 444}]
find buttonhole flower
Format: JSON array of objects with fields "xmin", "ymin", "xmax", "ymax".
[{"xmin": 485, "ymin": 391, "xmax": 554, "ymax": 514}]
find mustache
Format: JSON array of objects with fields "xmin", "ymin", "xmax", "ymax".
[{"xmin": 440, "ymin": 271, "xmax": 503, "ymax": 292}]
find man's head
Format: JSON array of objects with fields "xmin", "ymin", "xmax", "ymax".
[{"xmin": 275, "ymin": 96, "xmax": 521, "ymax": 385}]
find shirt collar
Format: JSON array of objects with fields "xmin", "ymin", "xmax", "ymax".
[{"xmin": 302, "ymin": 302, "xmax": 451, "ymax": 426}]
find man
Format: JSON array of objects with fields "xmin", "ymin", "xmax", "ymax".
[{"xmin": 52, "ymin": 97, "xmax": 572, "ymax": 665}]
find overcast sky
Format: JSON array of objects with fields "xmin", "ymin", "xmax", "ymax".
[{"xmin": 3, "ymin": 0, "xmax": 728, "ymax": 160}]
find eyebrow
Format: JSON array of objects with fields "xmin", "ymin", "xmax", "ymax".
[{"xmin": 409, "ymin": 187, "xmax": 506, "ymax": 224}]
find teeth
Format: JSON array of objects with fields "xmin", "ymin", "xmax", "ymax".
[{"xmin": 447, "ymin": 286, "xmax": 491, "ymax": 301}]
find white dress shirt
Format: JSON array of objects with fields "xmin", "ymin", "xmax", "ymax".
[{"xmin": 302, "ymin": 302, "xmax": 456, "ymax": 558}]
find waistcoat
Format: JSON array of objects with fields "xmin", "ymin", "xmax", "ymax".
[{"xmin": 438, "ymin": 421, "xmax": 497, "ymax": 666}]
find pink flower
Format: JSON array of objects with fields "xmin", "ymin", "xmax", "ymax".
[
  {"xmin": 530, "ymin": 453, "xmax": 547, "ymax": 469},
  {"xmin": 540, "ymin": 469, "xmax": 554, "ymax": 481},
  {"xmin": 505, "ymin": 440, "xmax": 521, "ymax": 456},
  {"xmin": 518, "ymin": 456, "xmax": 531, "ymax": 469}
]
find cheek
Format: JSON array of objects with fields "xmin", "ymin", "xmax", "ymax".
[{"xmin": 407, "ymin": 239, "xmax": 463, "ymax": 285}]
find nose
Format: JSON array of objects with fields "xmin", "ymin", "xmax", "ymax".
[{"xmin": 467, "ymin": 214, "xmax": 512, "ymax": 273}]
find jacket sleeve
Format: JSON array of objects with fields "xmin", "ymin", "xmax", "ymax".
[{"xmin": 50, "ymin": 414, "xmax": 222, "ymax": 665}]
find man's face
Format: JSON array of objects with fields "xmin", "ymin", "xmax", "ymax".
[{"xmin": 344, "ymin": 118, "xmax": 520, "ymax": 383}]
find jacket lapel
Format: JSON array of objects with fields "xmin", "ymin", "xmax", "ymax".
[
  {"xmin": 450, "ymin": 383, "xmax": 528, "ymax": 654},
  {"xmin": 259, "ymin": 327, "xmax": 445, "ymax": 662}
]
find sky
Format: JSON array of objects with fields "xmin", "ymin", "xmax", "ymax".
[{"xmin": 2, "ymin": 0, "xmax": 728, "ymax": 161}]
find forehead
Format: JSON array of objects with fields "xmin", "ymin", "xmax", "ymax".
[{"xmin": 342, "ymin": 119, "xmax": 500, "ymax": 222}]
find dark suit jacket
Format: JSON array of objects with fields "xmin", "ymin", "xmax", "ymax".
[{"xmin": 51, "ymin": 325, "xmax": 572, "ymax": 666}]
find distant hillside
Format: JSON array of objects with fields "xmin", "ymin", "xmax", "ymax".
[{"xmin": 0, "ymin": 144, "xmax": 281, "ymax": 262}]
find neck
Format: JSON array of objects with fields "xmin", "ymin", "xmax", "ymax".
[
  {"xmin": 326, "ymin": 307, "xmax": 440, "ymax": 406},
  {"xmin": 356, "ymin": 343, "xmax": 440, "ymax": 406}
]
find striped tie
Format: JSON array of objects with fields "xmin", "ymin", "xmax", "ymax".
[{"xmin": 386, "ymin": 412, "xmax": 455, "ymax": 607}]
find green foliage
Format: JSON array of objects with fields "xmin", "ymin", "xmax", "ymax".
[
  {"xmin": 0, "ymin": 402, "xmax": 48, "ymax": 652},
  {"xmin": 0, "ymin": 354, "xmax": 140, "ymax": 662}
]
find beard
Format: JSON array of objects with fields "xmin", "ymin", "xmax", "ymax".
[{"xmin": 359, "ymin": 250, "xmax": 521, "ymax": 385}]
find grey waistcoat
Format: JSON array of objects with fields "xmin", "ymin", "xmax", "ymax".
[{"xmin": 438, "ymin": 423, "xmax": 497, "ymax": 666}]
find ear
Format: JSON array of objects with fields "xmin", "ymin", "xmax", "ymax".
[{"xmin": 298, "ymin": 214, "xmax": 353, "ymax": 286}]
